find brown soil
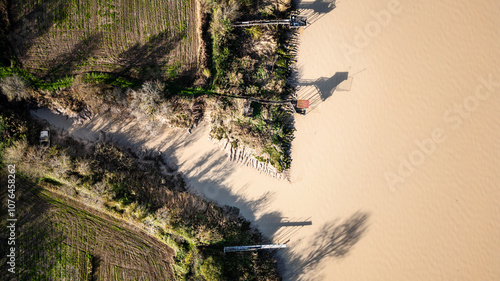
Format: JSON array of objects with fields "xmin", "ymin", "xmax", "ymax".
[
  {"xmin": 8, "ymin": 0, "xmax": 198, "ymax": 82},
  {"xmin": 0, "ymin": 174, "xmax": 175, "ymax": 280}
]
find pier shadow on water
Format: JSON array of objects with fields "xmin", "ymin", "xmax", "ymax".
[
  {"xmin": 297, "ymin": 0, "xmax": 337, "ymax": 26},
  {"xmin": 292, "ymin": 71, "xmax": 352, "ymax": 109},
  {"xmin": 256, "ymin": 214, "xmax": 313, "ymax": 243}
]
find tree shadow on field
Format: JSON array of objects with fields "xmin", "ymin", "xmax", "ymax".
[
  {"xmin": 10, "ymin": 0, "xmax": 72, "ymax": 59},
  {"xmin": 116, "ymin": 30, "xmax": 187, "ymax": 81},
  {"xmin": 91, "ymin": 255, "xmax": 102, "ymax": 280},
  {"xmin": 283, "ymin": 211, "xmax": 370, "ymax": 280},
  {"xmin": 0, "ymin": 3, "xmax": 13, "ymax": 66},
  {"xmin": 45, "ymin": 32, "xmax": 103, "ymax": 78}
]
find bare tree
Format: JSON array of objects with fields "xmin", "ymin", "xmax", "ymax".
[{"xmin": 0, "ymin": 75, "xmax": 30, "ymax": 101}]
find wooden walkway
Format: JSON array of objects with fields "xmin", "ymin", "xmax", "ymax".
[
  {"xmin": 232, "ymin": 19, "xmax": 291, "ymax": 27},
  {"xmin": 232, "ymin": 15, "xmax": 306, "ymax": 28},
  {"xmin": 213, "ymin": 93, "xmax": 297, "ymax": 113},
  {"xmin": 213, "ymin": 92, "xmax": 292, "ymax": 105}
]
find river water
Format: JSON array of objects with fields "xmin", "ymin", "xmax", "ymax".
[{"xmin": 32, "ymin": 0, "xmax": 500, "ymax": 279}]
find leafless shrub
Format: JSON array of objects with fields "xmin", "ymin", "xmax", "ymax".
[
  {"xmin": 221, "ymin": 0, "xmax": 240, "ymax": 21},
  {"xmin": 50, "ymin": 153, "xmax": 71, "ymax": 177},
  {"xmin": 127, "ymin": 80, "xmax": 168, "ymax": 133},
  {"xmin": 92, "ymin": 180, "xmax": 107, "ymax": 194},
  {"xmin": 60, "ymin": 184, "xmax": 77, "ymax": 197},
  {"xmin": 111, "ymin": 87, "xmax": 128, "ymax": 108},
  {"xmin": 7, "ymin": 143, "xmax": 50, "ymax": 178},
  {"xmin": 4, "ymin": 139, "xmax": 28, "ymax": 163},
  {"xmin": 0, "ymin": 75, "xmax": 30, "ymax": 101},
  {"xmin": 157, "ymin": 102, "xmax": 173, "ymax": 118},
  {"xmin": 230, "ymin": 119, "xmax": 271, "ymax": 149},
  {"xmin": 129, "ymin": 203, "xmax": 149, "ymax": 221},
  {"xmin": 76, "ymin": 159, "xmax": 92, "ymax": 176},
  {"xmin": 23, "ymin": 146, "xmax": 45, "ymax": 165}
]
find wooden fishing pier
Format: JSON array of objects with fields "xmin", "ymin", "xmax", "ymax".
[
  {"xmin": 232, "ymin": 15, "xmax": 307, "ymax": 28},
  {"xmin": 224, "ymin": 244, "xmax": 287, "ymax": 253}
]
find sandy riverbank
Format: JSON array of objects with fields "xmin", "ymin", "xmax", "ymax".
[{"xmin": 33, "ymin": 0, "xmax": 500, "ymax": 280}]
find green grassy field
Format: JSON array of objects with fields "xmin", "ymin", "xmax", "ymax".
[
  {"xmin": 9, "ymin": 0, "xmax": 198, "ymax": 82},
  {"xmin": 0, "ymin": 175, "xmax": 174, "ymax": 280}
]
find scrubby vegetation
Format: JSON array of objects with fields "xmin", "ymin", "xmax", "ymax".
[
  {"xmin": 0, "ymin": 0, "xmax": 298, "ymax": 173},
  {"xmin": 0, "ymin": 102, "xmax": 280, "ymax": 280},
  {"xmin": 0, "ymin": 0, "xmax": 299, "ymax": 276},
  {"xmin": 208, "ymin": 97, "xmax": 294, "ymax": 171},
  {"xmin": 202, "ymin": 0, "xmax": 296, "ymax": 171}
]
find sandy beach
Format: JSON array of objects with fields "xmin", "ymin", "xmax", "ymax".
[{"xmin": 33, "ymin": 0, "xmax": 500, "ymax": 280}]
